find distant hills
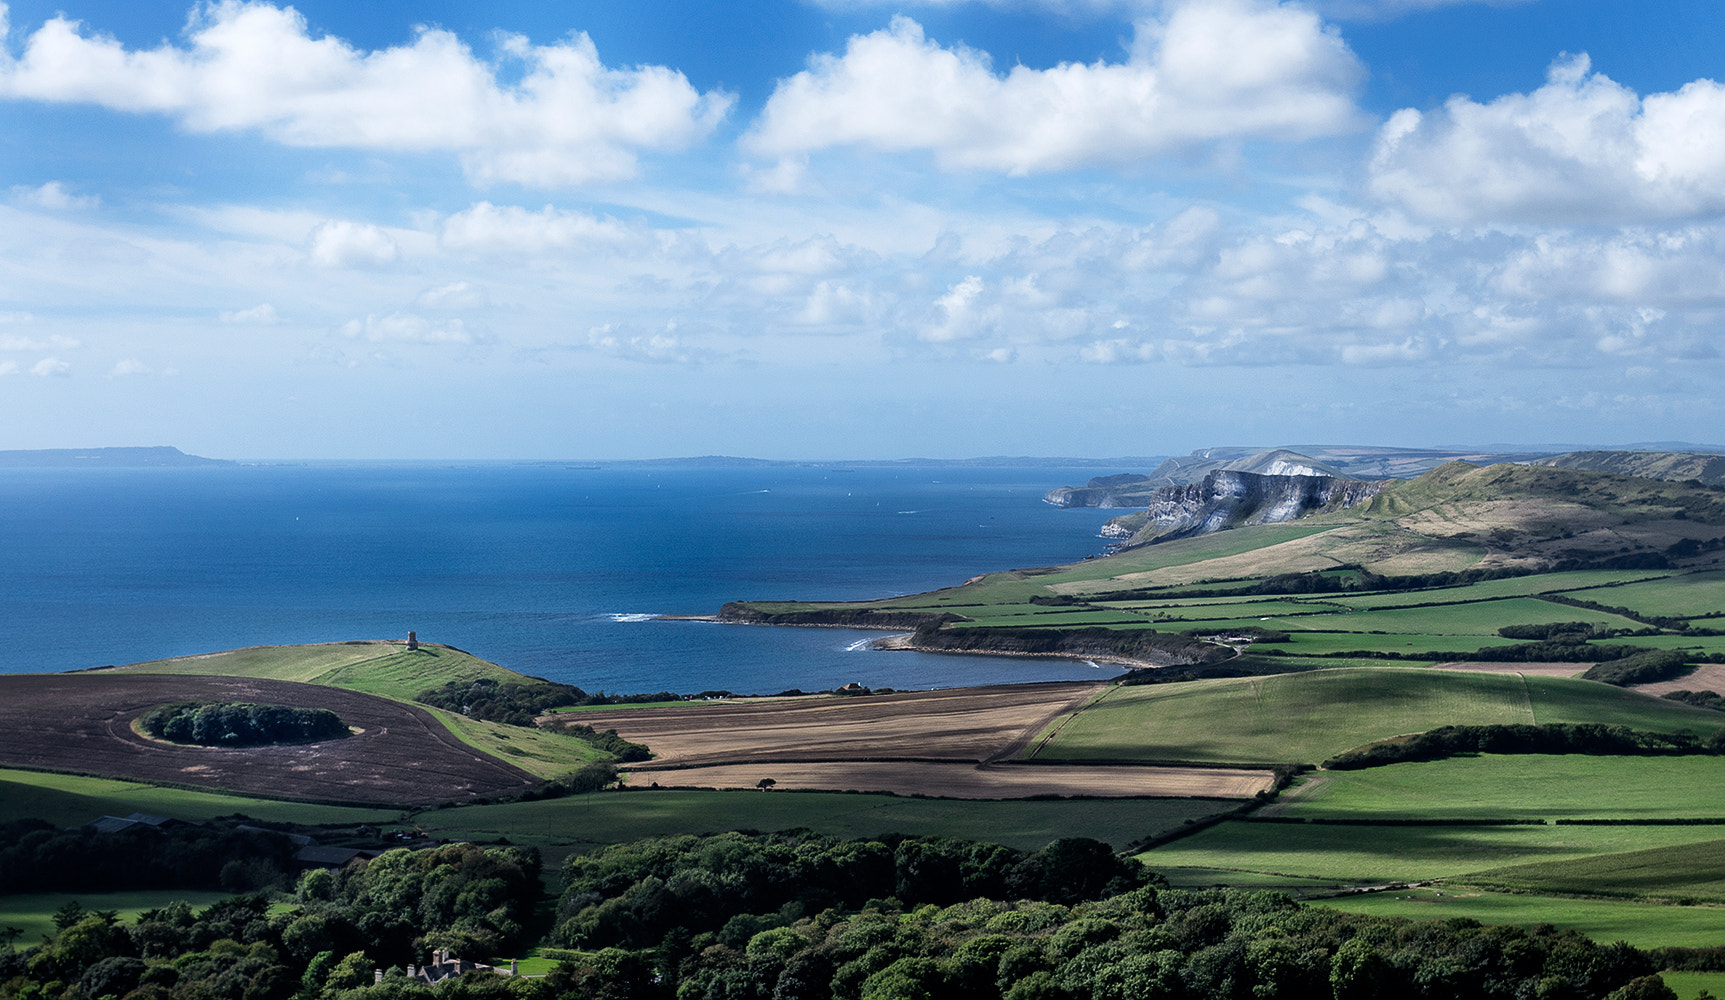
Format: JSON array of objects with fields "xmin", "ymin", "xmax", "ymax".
[
  {"xmin": 1048, "ymin": 445, "xmax": 1725, "ymax": 511},
  {"xmin": 0, "ymin": 446, "xmax": 231, "ymax": 468}
]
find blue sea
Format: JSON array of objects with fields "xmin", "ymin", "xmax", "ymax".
[{"xmin": 0, "ymin": 464, "xmax": 1127, "ymax": 694}]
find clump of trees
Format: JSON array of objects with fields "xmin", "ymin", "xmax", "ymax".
[
  {"xmin": 415, "ymin": 679, "xmax": 682, "ymax": 728},
  {"xmin": 549, "ymin": 724, "xmax": 650, "ymax": 762},
  {"xmin": 0, "ymin": 819, "xmax": 296, "ymax": 893},
  {"xmin": 139, "ymin": 702, "xmax": 347, "ymax": 747},
  {"xmin": 1323, "ymin": 723, "xmax": 1724, "ymax": 770},
  {"xmin": 1582, "ymin": 649, "xmax": 1692, "ymax": 686}
]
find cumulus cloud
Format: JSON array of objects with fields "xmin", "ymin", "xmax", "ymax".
[
  {"xmin": 440, "ymin": 202, "xmax": 635, "ymax": 254},
  {"xmin": 30, "ymin": 356, "xmax": 69, "ymax": 376},
  {"xmin": 0, "ymin": 1, "xmax": 732, "ymax": 187},
  {"xmin": 0, "ymin": 332, "xmax": 78, "ymax": 350},
  {"xmin": 745, "ymin": 3, "xmax": 1364, "ymax": 174},
  {"xmin": 219, "ymin": 302, "xmax": 279, "ymax": 323},
  {"xmin": 585, "ymin": 323, "xmax": 695, "ymax": 363},
  {"xmin": 309, "ymin": 220, "xmax": 398, "ymax": 267},
  {"xmin": 0, "ymin": 360, "xmax": 15, "ymax": 375},
  {"xmin": 1371, "ymin": 53, "xmax": 1725, "ymax": 223},
  {"xmin": 417, "ymin": 281, "xmax": 488, "ymax": 310},
  {"xmin": 109, "ymin": 358, "xmax": 150, "ymax": 375},
  {"xmin": 10, "ymin": 180, "xmax": 98, "ymax": 209},
  {"xmin": 341, "ymin": 312, "xmax": 473, "ymax": 344}
]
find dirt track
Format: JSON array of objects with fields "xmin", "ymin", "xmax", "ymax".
[
  {"xmin": 1429, "ymin": 662, "xmax": 1587, "ymax": 678},
  {"xmin": 0, "ymin": 673, "xmax": 536, "ymax": 804},
  {"xmin": 631, "ymin": 761, "xmax": 1274, "ymax": 799}
]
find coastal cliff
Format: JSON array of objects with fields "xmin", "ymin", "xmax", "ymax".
[{"xmin": 1107, "ymin": 470, "xmax": 1385, "ymax": 546}]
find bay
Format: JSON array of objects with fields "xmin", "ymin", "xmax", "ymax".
[{"xmin": 0, "ymin": 464, "xmax": 1127, "ymax": 693}]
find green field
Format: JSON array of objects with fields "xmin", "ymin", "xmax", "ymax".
[
  {"xmin": 0, "ymin": 768, "xmax": 399, "ymax": 827},
  {"xmin": 1662, "ymin": 972, "xmax": 1725, "ymax": 1000},
  {"xmin": 1563, "ymin": 571, "xmax": 1725, "ymax": 621},
  {"xmin": 414, "ymin": 789, "xmax": 1225, "ymax": 854},
  {"xmin": 97, "ymin": 642, "xmax": 526, "ymax": 701},
  {"xmin": 425, "ymin": 709, "xmax": 609, "ymax": 779},
  {"xmin": 1030, "ymin": 669, "xmax": 1720, "ymax": 765},
  {"xmin": 1314, "ymin": 888, "xmax": 1725, "ymax": 949},
  {"xmin": 1140, "ymin": 820, "xmax": 1725, "ymax": 883},
  {"xmin": 1470, "ymin": 838, "xmax": 1725, "ymax": 902},
  {"xmin": 1275, "ymin": 756, "xmax": 1725, "ymax": 821},
  {"xmin": 0, "ymin": 890, "xmax": 236, "ymax": 947}
]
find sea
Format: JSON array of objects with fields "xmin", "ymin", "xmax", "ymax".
[{"xmin": 0, "ymin": 463, "xmax": 1130, "ymax": 694}]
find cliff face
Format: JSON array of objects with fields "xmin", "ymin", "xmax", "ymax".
[{"xmin": 1119, "ymin": 470, "xmax": 1385, "ymax": 545}]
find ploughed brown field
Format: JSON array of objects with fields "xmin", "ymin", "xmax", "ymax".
[
  {"xmin": 0, "ymin": 673, "xmax": 536, "ymax": 804},
  {"xmin": 568, "ymin": 682, "xmax": 1276, "ymax": 800},
  {"xmin": 635, "ymin": 761, "xmax": 1274, "ymax": 799},
  {"xmin": 584, "ymin": 683, "xmax": 1107, "ymax": 767}
]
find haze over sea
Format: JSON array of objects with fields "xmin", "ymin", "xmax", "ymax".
[{"xmin": 0, "ymin": 464, "xmax": 1125, "ymax": 693}]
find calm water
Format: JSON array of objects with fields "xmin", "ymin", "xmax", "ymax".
[{"xmin": 0, "ymin": 464, "xmax": 1125, "ymax": 693}]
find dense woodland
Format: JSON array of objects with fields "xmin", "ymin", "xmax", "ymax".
[
  {"xmin": 0, "ymin": 828, "xmax": 1704, "ymax": 1000},
  {"xmin": 138, "ymin": 704, "xmax": 348, "ymax": 748}
]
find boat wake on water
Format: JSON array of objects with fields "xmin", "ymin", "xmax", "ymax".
[{"xmin": 608, "ymin": 613, "xmax": 658, "ymax": 623}]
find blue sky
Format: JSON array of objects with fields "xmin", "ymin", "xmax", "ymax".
[{"xmin": 2, "ymin": 0, "xmax": 1723, "ymax": 459}]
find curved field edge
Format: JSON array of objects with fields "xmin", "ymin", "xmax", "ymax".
[
  {"xmin": 1028, "ymin": 668, "xmax": 1723, "ymax": 765},
  {"xmin": 0, "ymin": 768, "xmax": 399, "ymax": 827},
  {"xmin": 92, "ymin": 642, "xmax": 608, "ymax": 780}
]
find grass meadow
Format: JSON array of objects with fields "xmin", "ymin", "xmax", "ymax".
[
  {"xmin": 0, "ymin": 768, "xmax": 398, "ymax": 827},
  {"xmin": 1139, "ymin": 820, "xmax": 1725, "ymax": 883},
  {"xmin": 1313, "ymin": 888, "xmax": 1725, "ymax": 949},
  {"xmin": 0, "ymin": 890, "xmax": 234, "ymax": 947},
  {"xmin": 414, "ymin": 788, "xmax": 1224, "ymax": 855},
  {"xmin": 98, "ymin": 642, "xmax": 525, "ymax": 701},
  {"xmin": 1273, "ymin": 756, "xmax": 1725, "ymax": 821},
  {"xmin": 1469, "ymin": 838, "xmax": 1725, "ymax": 902},
  {"xmin": 425, "ymin": 709, "xmax": 608, "ymax": 779},
  {"xmin": 1030, "ymin": 669, "xmax": 1719, "ymax": 765}
]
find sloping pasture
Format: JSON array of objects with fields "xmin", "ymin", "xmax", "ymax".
[
  {"xmin": 1271, "ymin": 756, "xmax": 1725, "ymax": 822},
  {"xmin": 1030, "ymin": 669, "xmax": 1721, "ymax": 765}
]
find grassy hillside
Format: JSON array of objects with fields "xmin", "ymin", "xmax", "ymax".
[
  {"xmin": 0, "ymin": 768, "xmax": 396, "ymax": 827},
  {"xmin": 96, "ymin": 641, "xmax": 527, "ymax": 702},
  {"xmin": 1030, "ymin": 669, "xmax": 1721, "ymax": 765}
]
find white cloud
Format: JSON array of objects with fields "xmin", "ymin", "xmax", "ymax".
[
  {"xmin": 109, "ymin": 358, "xmax": 150, "ymax": 375},
  {"xmin": 746, "ymin": 3, "xmax": 1364, "ymax": 175},
  {"xmin": 1371, "ymin": 53, "xmax": 1725, "ymax": 223},
  {"xmin": 309, "ymin": 220, "xmax": 398, "ymax": 267},
  {"xmin": 0, "ymin": 1, "xmax": 732, "ymax": 187},
  {"xmin": 219, "ymin": 302, "xmax": 279, "ymax": 323},
  {"xmin": 30, "ymin": 356, "xmax": 69, "ymax": 376},
  {"xmin": 417, "ymin": 281, "xmax": 488, "ymax": 310},
  {"xmin": 10, "ymin": 180, "xmax": 98, "ymax": 209},
  {"xmin": 585, "ymin": 323, "xmax": 694, "ymax": 363},
  {"xmin": 0, "ymin": 332, "xmax": 79, "ymax": 350},
  {"xmin": 341, "ymin": 312, "xmax": 473, "ymax": 344},
  {"xmin": 0, "ymin": 360, "xmax": 15, "ymax": 375},
  {"xmin": 440, "ymin": 202, "xmax": 635, "ymax": 254}
]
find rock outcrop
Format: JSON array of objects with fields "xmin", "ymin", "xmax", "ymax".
[{"xmin": 1112, "ymin": 470, "xmax": 1386, "ymax": 545}]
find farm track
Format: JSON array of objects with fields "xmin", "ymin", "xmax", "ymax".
[{"xmin": 0, "ymin": 673, "xmax": 538, "ymax": 805}]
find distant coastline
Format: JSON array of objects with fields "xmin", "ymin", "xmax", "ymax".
[{"xmin": 0, "ymin": 446, "xmax": 231, "ymax": 468}]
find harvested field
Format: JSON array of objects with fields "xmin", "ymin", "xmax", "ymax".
[
  {"xmin": 1631, "ymin": 663, "xmax": 1725, "ymax": 697},
  {"xmin": 1430, "ymin": 662, "xmax": 1588, "ymax": 679},
  {"xmin": 628, "ymin": 761, "xmax": 1274, "ymax": 799},
  {"xmin": 0, "ymin": 673, "xmax": 537, "ymax": 805},
  {"xmin": 581, "ymin": 682, "xmax": 1105, "ymax": 768}
]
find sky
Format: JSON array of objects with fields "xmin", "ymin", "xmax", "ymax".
[{"xmin": 2, "ymin": 0, "xmax": 1724, "ymax": 459}]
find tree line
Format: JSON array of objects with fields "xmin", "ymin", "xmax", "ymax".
[{"xmin": 0, "ymin": 828, "xmax": 1704, "ymax": 1000}]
